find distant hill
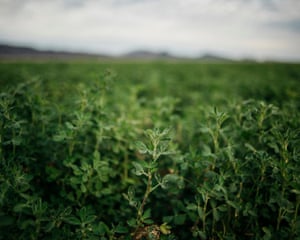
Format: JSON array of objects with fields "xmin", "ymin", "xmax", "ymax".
[
  {"xmin": 0, "ymin": 44, "xmax": 109, "ymax": 60},
  {"xmin": 0, "ymin": 43, "xmax": 234, "ymax": 61},
  {"xmin": 196, "ymin": 53, "xmax": 233, "ymax": 62},
  {"xmin": 0, "ymin": 44, "xmax": 39, "ymax": 55},
  {"xmin": 121, "ymin": 51, "xmax": 233, "ymax": 61},
  {"xmin": 121, "ymin": 50, "xmax": 176, "ymax": 59}
]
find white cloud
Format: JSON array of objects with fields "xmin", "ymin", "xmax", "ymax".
[{"xmin": 0, "ymin": 0, "xmax": 299, "ymax": 60}]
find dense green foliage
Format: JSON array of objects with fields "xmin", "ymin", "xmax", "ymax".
[{"xmin": 0, "ymin": 61, "xmax": 299, "ymax": 239}]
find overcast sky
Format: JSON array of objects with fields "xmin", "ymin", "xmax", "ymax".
[{"xmin": 0, "ymin": 0, "xmax": 300, "ymax": 60}]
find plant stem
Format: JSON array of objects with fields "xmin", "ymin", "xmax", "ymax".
[
  {"xmin": 123, "ymin": 152, "xmax": 129, "ymax": 181},
  {"xmin": 202, "ymin": 193, "xmax": 209, "ymax": 233},
  {"xmin": 137, "ymin": 168, "xmax": 152, "ymax": 223},
  {"xmin": 277, "ymin": 185, "xmax": 286, "ymax": 231},
  {"xmin": 290, "ymin": 197, "xmax": 300, "ymax": 239},
  {"xmin": 12, "ymin": 129, "xmax": 16, "ymax": 157},
  {"xmin": 68, "ymin": 141, "xmax": 75, "ymax": 156}
]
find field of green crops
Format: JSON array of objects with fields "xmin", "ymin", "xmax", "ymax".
[{"xmin": 0, "ymin": 61, "xmax": 299, "ymax": 239}]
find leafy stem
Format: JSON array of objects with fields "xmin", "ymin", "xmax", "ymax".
[
  {"xmin": 137, "ymin": 167, "xmax": 152, "ymax": 224},
  {"xmin": 130, "ymin": 128, "xmax": 175, "ymax": 232}
]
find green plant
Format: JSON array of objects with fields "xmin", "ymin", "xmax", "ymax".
[{"xmin": 124, "ymin": 128, "xmax": 180, "ymax": 239}]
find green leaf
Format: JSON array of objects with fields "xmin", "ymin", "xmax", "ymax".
[
  {"xmin": 45, "ymin": 221, "xmax": 56, "ymax": 232},
  {"xmin": 162, "ymin": 216, "xmax": 173, "ymax": 223},
  {"xmin": 226, "ymin": 200, "xmax": 239, "ymax": 209},
  {"xmin": 245, "ymin": 143, "xmax": 257, "ymax": 152},
  {"xmin": 142, "ymin": 208, "xmax": 151, "ymax": 219},
  {"xmin": 13, "ymin": 203, "xmax": 29, "ymax": 213},
  {"xmin": 160, "ymin": 223, "xmax": 171, "ymax": 235},
  {"xmin": 81, "ymin": 161, "xmax": 90, "ymax": 171},
  {"xmin": 68, "ymin": 164, "xmax": 82, "ymax": 176},
  {"xmin": 84, "ymin": 214, "xmax": 97, "ymax": 224},
  {"xmin": 127, "ymin": 218, "xmax": 137, "ymax": 227},
  {"xmin": 161, "ymin": 174, "xmax": 184, "ymax": 190},
  {"xmin": 20, "ymin": 219, "xmax": 35, "ymax": 229},
  {"xmin": 127, "ymin": 186, "xmax": 135, "ymax": 199},
  {"xmin": 198, "ymin": 207, "xmax": 204, "ymax": 219},
  {"xmin": 143, "ymin": 218, "xmax": 154, "ymax": 224},
  {"xmin": 77, "ymin": 207, "xmax": 96, "ymax": 224},
  {"xmin": 65, "ymin": 121, "xmax": 75, "ymax": 130},
  {"xmin": 53, "ymin": 132, "xmax": 67, "ymax": 142},
  {"xmin": 70, "ymin": 177, "xmax": 81, "ymax": 185},
  {"xmin": 161, "ymin": 127, "xmax": 171, "ymax": 136},
  {"xmin": 262, "ymin": 226, "xmax": 272, "ymax": 240},
  {"xmin": 174, "ymin": 214, "xmax": 186, "ymax": 225},
  {"xmin": 32, "ymin": 198, "xmax": 47, "ymax": 216},
  {"xmin": 186, "ymin": 203, "xmax": 198, "ymax": 211},
  {"xmin": 197, "ymin": 230, "xmax": 207, "ymax": 239},
  {"xmin": 80, "ymin": 183, "xmax": 87, "ymax": 193},
  {"xmin": 212, "ymin": 207, "xmax": 220, "ymax": 222},
  {"xmin": 114, "ymin": 224, "xmax": 129, "ymax": 234},
  {"xmin": 218, "ymin": 204, "xmax": 228, "ymax": 212},
  {"xmin": 136, "ymin": 141, "xmax": 148, "ymax": 154},
  {"xmin": 291, "ymin": 189, "xmax": 300, "ymax": 195},
  {"xmin": 132, "ymin": 161, "xmax": 146, "ymax": 176},
  {"xmin": 93, "ymin": 150, "xmax": 100, "ymax": 161},
  {"xmin": 64, "ymin": 216, "xmax": 81, "ymax": 225},
  {"xmin": 94, "ymin": 222, "xmax": 110, "ymax": 235}
]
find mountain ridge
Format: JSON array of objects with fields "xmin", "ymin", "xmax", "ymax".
[{"xmin": 0, "ymin": 43, "xmax": 235, "ymax": 61}]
